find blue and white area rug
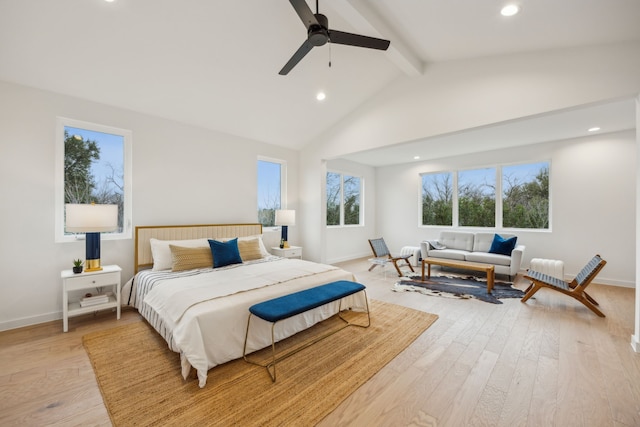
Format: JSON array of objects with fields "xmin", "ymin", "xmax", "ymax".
[{"xmin": 393, "ymin": 274, "xmax": 525, "ymax": 304}]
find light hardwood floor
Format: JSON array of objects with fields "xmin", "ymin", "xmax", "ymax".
[{"xmin": 1, "ymin": 258, "xmax": 639, "ymax": 426}]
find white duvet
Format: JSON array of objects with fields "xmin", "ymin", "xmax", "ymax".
[{"xmin": 130, "ymin": 257, "xmax": 365, "ymax": 387}]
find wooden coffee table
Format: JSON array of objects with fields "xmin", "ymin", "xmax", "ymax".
[{"xmin": 421, "ymin": 257, "xmax": 495, "ymax": 293}]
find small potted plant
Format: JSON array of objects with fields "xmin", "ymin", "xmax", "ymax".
[{"xmin": 73, "ymin": 259, "xmax": 84, "ymax": 274}]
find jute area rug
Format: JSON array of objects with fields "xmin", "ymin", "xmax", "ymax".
[{"xmin": 83, "ymin": 299, "xmax": 437, "ymax": 426}]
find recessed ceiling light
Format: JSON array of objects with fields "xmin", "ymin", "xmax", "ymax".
[
  {"xmin": 501, "ymin": 4, "xmax": 520, "ymax": 16},
  {"xmin": 588, "ymin": 127, "xmax": 601, "ymax": 132},
  {"xmin": 104, "ymin": 0, "xmax": 116, "ymax": 3},
  {"xmin": 316, "ymin": 92, "xmax": 326, "ymax": 101},
  {"xmin": 414, "ymin": 156, "xmax": 420, "ymax": 160}
]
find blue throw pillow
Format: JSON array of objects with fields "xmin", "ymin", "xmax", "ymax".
[
  {"xmin": 489, "ymin": 234, "xmax": 517, "ymax": 256},
  {"xmin": 208, "ymin": 238, "xmax": 243, "ymax": 268}
]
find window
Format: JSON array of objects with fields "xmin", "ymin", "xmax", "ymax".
[
  {"xmin": 343, "ymin": 175, "xmax": 361, "ymax": 225},
  {"xmin": 458, "ymin": 168, "xmax": 496, "ymax": 227},
  {"xmin": 327, "ymin": 172, "xmax": 362, "ymax": 226},
  {"xmin": 420, "ymin": 161, "xmax": 549, "ymax": 229},
  {"xmin": 421, "ymin": 172, "xmax": 453, "ymax": 226},
  {"xmin": 326, "ymin": 172, "xmax": 341, "ymax": 226},
  {"xmin": 502, "ymin": 162, "xmax": 549, "ymax": 229},
  {"xmin": 257, "ymin": 157, "xmax": 286, "ymax": 227},
  {"xmin": 55, "ymin": 118, "xmax": 132, "ymax": 242}
]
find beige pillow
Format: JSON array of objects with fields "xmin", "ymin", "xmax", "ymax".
[
  {"xmin": 237, "ymin": 237, "xmax": 264, "ymax": 261},
  {"xmin": 169, "ymin": 245, "xmax": 213, "ymax": 272},
  {"xmin": 218, "ymin": 235, "xmax": 270, "ymax": 258},
  {"xmin": 150, "ymin": 238, "xmax": 209, "ymax": 270}
]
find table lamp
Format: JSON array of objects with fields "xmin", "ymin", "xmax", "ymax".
[
  {"xmin": 65, "ymin": 203, "xmax": 118, "ymax": 272},
  {"xmin": 275, "ymin": 209, "xmax": 295, "ymax": 249}
]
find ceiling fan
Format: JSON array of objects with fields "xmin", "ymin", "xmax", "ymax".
[{"xmin": 279, "ymin": 0, "xmax": 391, "ymax": 75}]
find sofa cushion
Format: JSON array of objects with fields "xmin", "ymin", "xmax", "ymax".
[
  {"xmin": 439, "ymin": 231, "xmax": 475, "ymax": 251},
  {"xmin": 489, "ymin": 234, "xmax": 518, "ymax": 256},
  {"xmin": 473, "ymin": 232, "xmax": 516, "ymax": 252},
  {"xmin": 427, "ymin": 248, "xmax": 468, "ymax": 261},
  {"xmin": 466, "ymin": 251, "xmax": 512, "ymax": 266}
]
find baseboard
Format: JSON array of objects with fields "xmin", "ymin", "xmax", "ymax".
[
  {"xmin": 545, "ymin": 274, "xmax": 633, "ymax": 288},
  {"xmin": 631, "ymin": 335, "xmax": 640, "ymax": 353},
  {"xmin": 327, "ymin": 252, "xmax": 372, "ymax": 265},
  {"xmin": 586, "ymin": 278, "xmax": 634, "ymax": 288},
  {"xmin": 0, "ymin": 311, "xmax": 61, "ymax": 332}
]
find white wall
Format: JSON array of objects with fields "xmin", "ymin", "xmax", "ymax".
[
  {"xmin": 3, "ymin": 42, "xmax": 640, "ymax": 331},
  {"xmin": 314, "ymin": 42, "xmax": 640, "ymax": 157},
  {"xmin": 325, "ymin": 158, "xmax": 376, "ymax": 264},
  {"xmin": 375, "ymin": 131, "xmax": 636, "ymax": 286},
  {"xmin": 633, "ymin": 95, "xmax": 640, "ymax": 351},
  {"xmin": 300, "ymin": 43, "xmax": 640, "ymax": 268},
  {"xmin": 0, "ymin": 81, "xmax": 299, "ymax": 331}
]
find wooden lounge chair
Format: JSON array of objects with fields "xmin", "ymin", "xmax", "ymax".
[
  {"xmin": 522, "ymin": 254, "xmax": 607, "ymax": 317},
  {"xmin": 368, "ymin": 238, "xmax": 415, "ymax": 277}
]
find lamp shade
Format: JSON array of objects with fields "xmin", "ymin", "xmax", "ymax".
[
  {"xmin": 275, "ymin": 209, "xmax": 295, "ymax": 226},
  {"xmin": 65, "ymin": 204, "xmax": 118, "ymax": 233}
]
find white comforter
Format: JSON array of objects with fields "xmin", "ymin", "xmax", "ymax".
[{"xmin": 129, "ymin": 257, "xmax": 365, "ymax": 387}]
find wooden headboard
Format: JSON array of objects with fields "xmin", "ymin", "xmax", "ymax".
[{"xmin": 134, "ymin": 223, "xmax": 263, "ymax": 273}]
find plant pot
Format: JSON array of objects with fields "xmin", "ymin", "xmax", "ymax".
[{"xmin": 73, "ymin": 266, "xmax": 83, "ymax": 274}]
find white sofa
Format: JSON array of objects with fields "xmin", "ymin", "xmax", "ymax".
[{"xmin": 420, "ymin": 231, "xmax": 525, "ymax": 279}]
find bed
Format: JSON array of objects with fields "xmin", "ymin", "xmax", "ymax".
[{"xmin": 123, "ymin": 223, "xmax": 367, "ymax": 387}]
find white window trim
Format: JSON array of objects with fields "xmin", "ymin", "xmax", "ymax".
[
  {"xmin": 326, "ymin": 170, "xmax": 364, "ymax": 227},
  {"xmin": 418, "ymin": 160, "xmax": 550, "ymax": 230},
  {"xmin": 55, "ymin": 117, "xmax": 133, "ymax": 243},
  {"xmin": 257, "ymin": 156, "xmax": 287, "ymax": 230}
]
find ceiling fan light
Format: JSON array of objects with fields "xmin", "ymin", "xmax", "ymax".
[{"xmin": 501, "ymin": 4, "xmax": 520, "ymax": 16}]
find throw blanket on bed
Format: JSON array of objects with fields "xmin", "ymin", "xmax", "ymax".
[
  {"xmin": 144, "ymin": 258, "xmax": 339, "ymax": 324},
  {"xmin": 132, "ymin": 257, "xmax": 360, "ymax": 387}
]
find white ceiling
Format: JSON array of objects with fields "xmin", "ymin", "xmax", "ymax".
[{"xmin": 1, "ymin": 0, "xmax": 639, "ymax": 162}]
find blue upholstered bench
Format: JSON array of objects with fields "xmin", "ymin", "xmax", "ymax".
[{"xmin": 243, "ymin": 280, "xmax": 370, "ymax": 381}]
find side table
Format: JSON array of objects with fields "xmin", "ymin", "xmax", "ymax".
[
  {"xmin": 61, "ymin": 264, "xmax": 122, "ymax": 332},
  {"xmin": 271, "ymin": 246, "xmax": 303, "ymax": 259}
]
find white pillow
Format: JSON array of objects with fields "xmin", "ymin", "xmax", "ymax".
[{"xmin": 150, "ymin": 238, "xmax": 210, "ymax": 271}]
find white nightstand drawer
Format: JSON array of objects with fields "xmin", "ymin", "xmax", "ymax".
[
  {"xmin": 284, "ymin": 247, "xmax": 302, "ymax": 258},
  {"xmin": 271, "ymin": 246, "xmax": 303, "ymax": 259},
  {"xmin": 64, "ymin": 271, "xmax": 120, "ymax": 291}
]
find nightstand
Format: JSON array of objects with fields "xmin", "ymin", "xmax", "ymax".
[
  {"xmin": 61, "ymin": 264, "xmax": 122, "ymax": 332},
  {"xmin": 271, "ymin": 246, "xmax": 303, "ymax": 259}
]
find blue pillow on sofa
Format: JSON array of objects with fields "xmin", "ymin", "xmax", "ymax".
[
  {"xmin": 489, "ymin": 234, "xmax": 517, "ymax": 256},
  {"xmin": 208, "ymin": 238, "xmax": 243, "ymax": 268}
]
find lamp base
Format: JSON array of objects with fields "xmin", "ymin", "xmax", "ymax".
[
  {"xmin": 280, "ymin": 225, "xmax": 290, "ymax": 249},
  {"xmin": 85, "ymin": 258, "xmax": 103, "ymax": 272}
]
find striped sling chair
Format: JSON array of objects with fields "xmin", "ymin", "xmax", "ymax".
[{"xmin": 522, "ymin": 254, "xmax": 607, "ymax": 317}]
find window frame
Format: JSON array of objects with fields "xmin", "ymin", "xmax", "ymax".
[
  {"xmin": 55, "ymin": 117, "xmax": 133, "ymax": 243},
  {"xmin": 326, "ymin": 170, "xmax": 364, "ymax": 227},
  {"xmin": 501, "ymin": 161, "xmax": 551, "ymax": 230},
  {"xmin": 420, "ymin": 170, "xmax": 454, "ymax": 227},
  {"xmin": 419, "ymin": 160, "xmax": 550, "ymax": 230},
  {"xmin": 457, "ymin": 166, "xmax": 497, "ymax": 228},
  {"xmin": 257, "ymin": 156, "xmax": 287, "ymax": 228}
]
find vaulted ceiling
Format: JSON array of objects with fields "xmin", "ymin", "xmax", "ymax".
[{"xmin": 1, "ymin": 0, "xmax": 639, "ymax": 162}]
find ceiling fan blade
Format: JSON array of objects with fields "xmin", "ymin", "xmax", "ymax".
[
  {"xmin": 289, "ymin": 0, "xmax": 319, "ymax": 30},
  {"xmin": 279, "ymin": 40, "xmax": 315, "ymax": 75},
  {"xmin": 328, "ymin": 30, "xmax": 390, "ymax": 50}
]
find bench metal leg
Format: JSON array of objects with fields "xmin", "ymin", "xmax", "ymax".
[{"xmin": 243, "ymin": 290, "xmax": 371, "ymax": 382}]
